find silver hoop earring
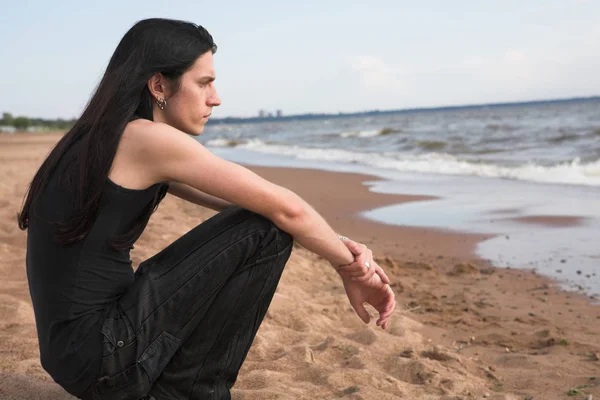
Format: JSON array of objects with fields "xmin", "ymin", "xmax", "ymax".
[{"xmin": 156, "ymin": 97, "xmax": 167, "ymax": 110}]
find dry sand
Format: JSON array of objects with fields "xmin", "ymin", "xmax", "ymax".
[{"xmin": 1, "ymin": 132, "xmax": 599, "ymax": 400}]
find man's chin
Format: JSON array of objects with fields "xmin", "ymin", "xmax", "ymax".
[{"xmin": 187, "ymin": 125, "xmax": 205, "ymax": 136}]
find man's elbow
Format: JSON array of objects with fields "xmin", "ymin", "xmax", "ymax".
[{"xmin": 271, "ymin": 192, "xmax": 307, "ymax": 230}]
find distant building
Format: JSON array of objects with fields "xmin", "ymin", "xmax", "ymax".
[
  {"xmin": 27, "ymin": 126, "xmax": 45, "ymax": 132},
  {"xmin": 276, "ymin": 109, "xmax": 282, "ymax": 118},
  {"xmin": 0, "ymin": 126, "xmax": 16, "ymax": 133},
  {"xmin": 258, "ymin": 109, "xmax": 266, "ymax": 118}
]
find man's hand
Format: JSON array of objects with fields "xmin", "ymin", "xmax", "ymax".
[
  {"xmin": 336, "ymin": 237, "xmax": 390, "ymax": 284},
  {"xmin": 342, "ymin": 272, "xmax": 395, "ymax": 329}
]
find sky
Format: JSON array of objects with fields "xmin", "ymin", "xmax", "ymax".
[{"xmin": 1, "ymin": 0, "xmax": 599, "ymax": 119}]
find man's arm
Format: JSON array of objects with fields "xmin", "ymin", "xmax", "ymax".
[{"xmin": 167, "ymin": 181, "xmax": 234, "ymax": 212}]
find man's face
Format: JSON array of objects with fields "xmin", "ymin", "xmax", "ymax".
[{"xmin": 163, "ymin": 51, "xmax": 221, "ymax": 135}]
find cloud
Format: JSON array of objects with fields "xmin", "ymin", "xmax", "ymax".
[
  {"xmin": 350, "ymin": 55, "xmax": 403, "ymax": 91},
  {"xmin": 461, "ymin": 49, "xmax": 541, "ymax": 91},
  {"xmin": 457, "ymin": 32, "xmax": 600, "ymax": 102}
]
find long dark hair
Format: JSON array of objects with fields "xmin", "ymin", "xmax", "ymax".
[{"xmin": 17, "ymin": 18, "xmax": 217, "ymax": 248}]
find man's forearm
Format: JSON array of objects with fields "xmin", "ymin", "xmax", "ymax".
[
  {"xmin": 273, "ymin": 195, "xmax": 355, "ymax": 267},
  {"xmin": 167, "ymin": 181, "xmax": 234, "ymax": 212}
]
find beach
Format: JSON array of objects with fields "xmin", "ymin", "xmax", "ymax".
[{"xmin": 1, "ymin": 132, "xmax": 600, "ymax": 400}]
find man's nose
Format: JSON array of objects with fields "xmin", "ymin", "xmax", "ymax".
[{"xmin": 208, "ymin": 90, "xmax": 221, "ymax": 107}]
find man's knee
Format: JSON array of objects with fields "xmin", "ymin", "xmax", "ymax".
[{"xmin": 232, "ymin": 208, "xmax": 293, "ymax": 253}]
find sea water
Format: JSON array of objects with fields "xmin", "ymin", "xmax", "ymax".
[{"xmin": 201, "ymin": 99, "xmax": 600, "ymax": 294}]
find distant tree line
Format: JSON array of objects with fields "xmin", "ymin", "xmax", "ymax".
[
  {"xmin": 208, "ymin": 96, "xmax": 600, "ymax": 125},
  {"xmin": 0, "ymin": 112, "xmax": 77, "ymax": 131}
]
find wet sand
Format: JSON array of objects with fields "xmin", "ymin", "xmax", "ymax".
[
  {"xmin": 508, "ymin": 215, "xmax": 588, "ymax": 228},
  {"xmin": 1, "ymin": 132, "xmax": 600, "ymax": 400}
]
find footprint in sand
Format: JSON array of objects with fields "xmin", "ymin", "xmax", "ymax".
[
  {"xmin": 346, "ymin": 329, "xmax": 377, "ymax": 345},
  {"xmin": 292, "ymin": 364, "xmax": 330, "ymax": 386},
  {"xmin": 384, "ymin": 358, "xmax": 435, "ymax": 385},
  {"xmin": 342, "ymin": 355, "xmax": 365, "ymax": 369}
]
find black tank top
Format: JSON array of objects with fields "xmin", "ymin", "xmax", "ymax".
[{"xmin": 25, "ymin": 138, "xmax": 169, "ymax": 396}]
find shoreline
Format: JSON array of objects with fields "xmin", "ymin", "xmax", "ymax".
[
  {"xmin": 1, "ymin": 132, "xmax": 600, "ymax": 399},
  {"xmin": 242, "ymin": 164, "xmax": 494, "ymax": 268}
]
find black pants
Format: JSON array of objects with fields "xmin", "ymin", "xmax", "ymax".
[{"xmin": 81, "ymin": 206, "xmax": 293, "ymax": 400}]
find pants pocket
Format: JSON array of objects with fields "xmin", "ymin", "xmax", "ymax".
[
  {"xmin": 95, "ymin": 332, "xmax": 181, "ymax": 399},
  {"xmin": 138, "ymin": 331, "xmax": 181, "ymax": 383},
  {"xmin": 100, "ymin": 305, "xmax": 136, "ymax": 360}
]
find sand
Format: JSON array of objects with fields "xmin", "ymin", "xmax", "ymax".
[{"xmin": 1, "ymin": 132, "xmax": 599, "ymax": 400}]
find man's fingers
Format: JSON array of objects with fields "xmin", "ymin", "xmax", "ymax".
[
  {"xmin": 356, "ymin": 263, "xmax": 377, "ymax": 281},
  {"xmin": 339, "ymin": 258, "xmax": 369, "ymax": 273},
  {"xmin": 378, "ymin": 306, "xmax": 394, "ymax": 324},
  {"xmin": 382, "ymin": 319, "xmax": 390, "ymax": 330},
  {"xmin": 379, "ymin": 287, "xmax": 396, "ymax": 320},
  {"xmin": 380, "ymin": 306, "xmax": 394, "ymax": 322},
  {"xmin": 379, "ymin": 305, "xmax": 395, "ymax": 328},
  {"xmin": 339, "ymin": 262, "xmax": 363, "ymax": 274},
  {"xmin": 346, "ymin": 241, "xmax": 364, "ymax": 256},
  {"xmin": 350, "ymin": 300, "xmax": 371, "ymax": 324},
  {"xmin": 375, "ymin": 264, "xmax": 390, "ymax": 284}
]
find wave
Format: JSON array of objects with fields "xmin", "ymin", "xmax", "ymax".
[
  {"xmin": 485, "ymin": 123, "xmax": 518, "ymax": 131},
  {"xmin": 416, "ymin": 140, "xmax": 446, "ymax": 150},
  {"xmin": 205, "ymin": 138, "xmax": 600, "ymax": 187},
  {"xmin": 338, "ymin": 127, "xmax": 403, "ymax": 138},
  {"xmin": 339, "ymin": 129, "xmax": 379, "ymax": 138},
  {"xmin": 549, "ymin": 133, "xmax": 581, "ymax": 143},
  {"xmin": 549, "ymin": 128, "xmax": 600, "ymax": 142}
]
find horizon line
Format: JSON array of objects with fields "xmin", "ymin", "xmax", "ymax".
[
  {"xmin": 211, "ymin": 95, "xmax": 600, "ymax": 122},
  {"xmin": 2, "ymin": 94, "xmax": 599, "ymax": 122}
]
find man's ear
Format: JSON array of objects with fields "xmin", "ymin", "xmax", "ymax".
[{"xmin": 147, "ymin": 73, "xmax": 170, "ymax": 100}]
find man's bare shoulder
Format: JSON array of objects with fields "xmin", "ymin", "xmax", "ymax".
[
  {"xmin": 123, "ymin": 119, "xmax": 196, "ymax": 158},
  {"xmin": 124, "ymin": 119, "xmax": 180, "ymax": 145}
]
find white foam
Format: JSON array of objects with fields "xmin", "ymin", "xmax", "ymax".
[
  {"xmin": 339, "ymin": 129, "xmax": 381, "ymax": 138},
  {"xmin": 206, "ymin": 138, "xmax": 600, "ymax": 187}
]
